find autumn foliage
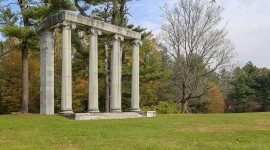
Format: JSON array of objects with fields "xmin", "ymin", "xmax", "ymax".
[
  {"xmin": 205, "ymin": 83, "xmax": 225, "ymax": 113},
  {"xmin": 0, "ymin": 49, "xmax": 40, "ymax": 113}
]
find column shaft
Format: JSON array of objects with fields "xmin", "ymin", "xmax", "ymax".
[
  {"xmin": 88, "ymin": 28, "xmax": 101, "ymax": 112},
  {"xmin": 60, "ymin": 22, "xmax": 75, "ymax": 114},
  {"xmin": 40, "ymin": 30, "xmax": 54, "ymax": 115},
  {"xmin": 110, "ymin": 34, "xmax": 124, "ymax": 112},
  {"xmin": 131, "ymin": 40, "xmax": 141, "ymax": 112},
  {"xmin": 119, "ymin": 44, "xmax": 123, "ymax": 112}
]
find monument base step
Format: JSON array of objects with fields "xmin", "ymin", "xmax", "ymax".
[{"xmin": 61, "ymin": 111, "xmax": 156, "ymax": 120}]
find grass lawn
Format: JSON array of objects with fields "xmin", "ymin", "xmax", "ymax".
[{"xmin": 0, "ymin": 112, "xmax": 270, "ymax": 150}]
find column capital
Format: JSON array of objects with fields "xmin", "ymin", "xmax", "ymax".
[
  {"xmin": 89, "ymin": 28, "xmax": 102, "ymax": 36},
  {"xmin": 113, "ymin": 34, "xmax": 124, "ymax": 42},
  {"xmin": 39, "ymin": 26, "xmax": 57, "ymax": 35},
  {"xmin": 57, "ymin": 21, "xmax": 76, "ymax": 30},
  {"xmin": 132, "ymin": 39, "xmax": 142, "ymax": 46}
]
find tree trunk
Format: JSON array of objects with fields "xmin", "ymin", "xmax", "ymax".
[
  {"xmin": 20, "ymin": 43, "xmax": 28, "ymax": 113},
  {"xmin": 111, "ymin": 0, "xmax": 119, "ymax": 25},
  {"xmin": 119, "ymin": 0, "xmax": 126, "ymax": 27},
  {"xmin": 104, "ymin": 42, "xmax": 110, "ymax": 112},
  {"xmin": 75, "ymin": 0, "xmax": 89, "ymax": 16},
  {"xmin": 103, "ymin": 2, "xmax": 110, "ymax": 22},
  {"xmin": 181, "ymin": 100, "xmax": 188, "ymax": 114},
  {"xmin": 19, "ymin": 0, "xmax": 29, "ymax": 113}
]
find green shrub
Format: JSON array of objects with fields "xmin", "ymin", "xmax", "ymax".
[
  {"xmin": 140, "ymin": 105, "xmax": 156, "ymax": 112},
  {"xmin": 155, "ymin": 101, "xmax": 179, "ymax": 114}
]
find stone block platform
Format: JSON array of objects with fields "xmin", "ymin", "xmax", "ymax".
[{"xmin": 61, "ymin": 111, "xmax": 156, "ymax": 120}]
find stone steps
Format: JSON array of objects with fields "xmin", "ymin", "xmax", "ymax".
[{"xmin": 61, "ymin": 111, "xmax": 156, "ymax": 120}]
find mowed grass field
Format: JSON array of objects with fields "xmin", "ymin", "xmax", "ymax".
[{"xmin": 0, "ymin": 113, "xmax": 270, "ymax": 150}]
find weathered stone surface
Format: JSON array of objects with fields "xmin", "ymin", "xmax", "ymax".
[
  {"xmin": 61, "ymin": 112, "xmax": 156, "ymax": 120},
  {"xmin": 40, "ymin": 11, "xmax": 141, "ymax": 40},
  {"xmin": 139, "ymin": 111, "xmax": 156, "ymax": 117},
  {"xmin": 40, "ymin": 30, "xmax": 54, "ymax": 115},
  {"xmin": 131, "ymin": 40, "xmax": 142, "ymax": 112},
  {"xmin": 60, "ymin": 22, "xmax": 74, "ymax": 114},
  {"xmin": 40, "ymin": 11, "xmax": 147, "ymax": 116},
  {"xmin": 88, "ymin": 28, "xmax": 101, "ymax": 113},
  {"xmin": 110, "ymin": 34, "xmax": 124, "ymax": 112}
]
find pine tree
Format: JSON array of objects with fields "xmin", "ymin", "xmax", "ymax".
[{"xmin": 0, "ymin": 0, "xmax": 75, "ymax": 113}]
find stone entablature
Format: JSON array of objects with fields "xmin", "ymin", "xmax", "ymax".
[
  {"xmin": 40, "ymin": 11, "xmax": 141, "ymax": 40},
  {"xmin": 40, "ymin": 11, "xmax": 141, "ymax": 115}
]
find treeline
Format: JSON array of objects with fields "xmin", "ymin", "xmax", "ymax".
[
  {"xmin": 225, "ymin": 62, "xmax": 270, "ymax": 113},
  {"xmin": 0, "ymin": 0, "xmax": 269, "ymax": 114}
]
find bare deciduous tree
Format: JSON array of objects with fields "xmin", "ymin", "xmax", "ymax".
[{"xmin": 160, "ymin": 0, "xmax": 235, "ymax": 113}]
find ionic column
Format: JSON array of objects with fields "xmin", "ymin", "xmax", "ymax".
[
  {"xmin": 59, "ymin": 21, "xmax": 76, "ymax": 114},
  {"xmin": 131, "ymin": 39, "xmax": 142, "ymax": 112},
  {"xmin": 40, "ymin": 29, "xmax": 54, "ymax": 115},
  {"xmin": 110, "ymin": 34, "xmax": 124, "ymax": 112},
  {"xmin": 88, "ymin": 28, "xmax": 102, "ymax": 113}
]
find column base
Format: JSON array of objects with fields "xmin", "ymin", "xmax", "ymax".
[
  {"xmin": 87, "ymin": 109, "xmax": 100, "ymax": 113},
  {"xmin": 110, "ymin": 109, "xmax": 122, "ymax": 113},
  {"xmin": 59, "ymin": 109, "xmax": 74, "ymax": 114},
  {"xmin": 131, "ymin": 108, "xmax": 140, "ymax": 112}
]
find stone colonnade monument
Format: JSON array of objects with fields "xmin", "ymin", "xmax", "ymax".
[{"xmin": 39, "ymin": 11, "xmax": 154, "ymax": 119}]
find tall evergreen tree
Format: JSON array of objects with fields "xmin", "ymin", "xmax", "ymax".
[
  {"xmin": 229, "ymin": 62, "xmax": 270, "ymax": 112},
  {"xmin": 0, "ymin": 0, "xmax": 75, "ymax": 113}
]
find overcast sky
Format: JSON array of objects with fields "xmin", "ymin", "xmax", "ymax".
[{"xmin": 127, "ymin": 0, "xmax": 270, "ymax": 68}]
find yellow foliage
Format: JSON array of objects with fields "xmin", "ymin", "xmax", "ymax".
[
  {"xmin": 0, "ymin": 50, "xmax": 40, "ymax": 113},
  {"xmin": 0, "ymin": 50, "xmax": 22, "ymax": 112},
  {"xmin": 72, "ymin": 77, "xmax": 88, "ymax": 112},
  {"xmin": 28, "ymin": 52, "xmax": 40, "ymax": 112},
  {"xmin": 205, "ymin": 83, "xmax": 225, "ymax": 113}
]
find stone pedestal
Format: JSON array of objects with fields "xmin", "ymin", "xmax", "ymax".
[
  {"xmin": 40, "ymin": 30, "xmax": 54, "ymax": 115},
  {"xmin": 131, "ymin": 40, "xmax": 141, "ymax": 112},
  {"xmin": 88, "ymin": 28, "xmax": 101, "ymax": 113},
  {"xmin": 110, "ymin": 34, "xmax": 124, "ymax": 112}
]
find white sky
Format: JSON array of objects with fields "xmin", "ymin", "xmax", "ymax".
[{"xmin": 127, "ymin": 0, "xmax": 270, "ymax": 68}]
